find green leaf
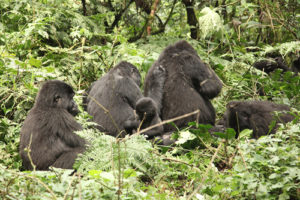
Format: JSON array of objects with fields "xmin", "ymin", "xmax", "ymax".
[
  {"xmin": 175, "ymin": 131, "xmax": 196, "ymax": 144},
  {"xmin": 88, "ymin": 170, "xmax": 102, "ymax": 179},
  {"xmin": 124, "ymin": 168, "xmax": 137, "ymax": 178},
  {"xmin": 269, "ymin": 173, "xmax": 279, "ymax": 179},
  {"xmin": 239, "ymin": 129, "xmax": 252, "ymax": 138},
  {"xmin": 29, "ymin": 57, "xmax": 42, "ymax": 68},
  {"xmin": 38, "ymin": 29, "xmax": 49, "ymax": 39}
]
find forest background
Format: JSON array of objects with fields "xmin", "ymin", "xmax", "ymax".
[{"xmin": 0, "ymin": 0, "xmax": 299, "ymax": 199}]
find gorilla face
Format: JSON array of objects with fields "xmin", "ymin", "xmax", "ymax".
[
  {"xmin": 226, "ymin": 103, "xmax": 252, "ymax": 133},
  {"xmin": 50, "ymin": 84, "xmax": 79, "ymax": 116}
]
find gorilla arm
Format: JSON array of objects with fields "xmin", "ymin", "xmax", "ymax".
[
  {"xmin": 53, "ymin": 110, "xmax": 86, "ymax": 148},
  {"xmin": 144, "ymin": 63, "xmax": 166, "ymax": 114},
  {"xmin": 115, "ymin": 76, "xmax": 143, "ymax": 133},
  {"xmin": 180, "ymin": 53, "xmax": 222, "ymax": 99}
]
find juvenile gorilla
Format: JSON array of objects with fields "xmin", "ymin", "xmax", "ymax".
[
  {"xmin": 144, "ymin": 40, "xmax": 223, "ymax": 131},
  {"xmin": 86, "ymin": 61, "xmax": 143, "ymax": 137},
  {"xmin": 225, "ymin": 101, "xmax": 294, "ymax": 139},
  {"xmin": 19, "ymin": 80, "xmax": 86, "ymax": 170},
  {"xmin": 135, "ymin": 97, "xmax": 164, "ymax": 139}
]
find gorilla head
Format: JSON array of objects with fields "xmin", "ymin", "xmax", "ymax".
[
  {"xmin": 109, "ymin": 61, "xmax": 141, "ymax": 87},
  {"xmin": 35, "ymin": 80, "xmax": 80, "ymax": 116}
]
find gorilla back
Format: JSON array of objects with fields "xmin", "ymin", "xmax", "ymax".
[
  {"xmin": 86, "ymin": 61, "xmax": 143, "ymax": 137},
  {"xmin": 144, "ymin": 40, "xmax": 222, "ymax": 131},
  {"xmin": 19, "ymin": 80, "xmax": 86, "ymax": 170},
  {"xmin": 225, "ymin": 101, "xmax": 294, "ymax": 139}
]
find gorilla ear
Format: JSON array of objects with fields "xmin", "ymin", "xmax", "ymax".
[
  {"xmin": 54, "ymin": 95, "xmax": 61, "ymax": 103},
  {"xmin": 228, "ymin": 102, "xmax": 238, "ymax": 109}
]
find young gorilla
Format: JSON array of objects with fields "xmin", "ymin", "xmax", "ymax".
[
  {"xmin": 135, "ymin": 97, "xmax": 164, "ymax": 139},
  {"xmin": 19, "ymin": 80, "xmax": 86, "ymax": 170},
  {"xmin": 225, "ymin": 101, "xmax": 294, "ymax": 139},
  {"xmin": 144, "ymin": 40, "xmax": 223, "ymax": 132}
]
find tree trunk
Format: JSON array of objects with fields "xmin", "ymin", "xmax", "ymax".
[{"xmin": 181, "ymin": 0, "xmax": 198, "ymax": 39}]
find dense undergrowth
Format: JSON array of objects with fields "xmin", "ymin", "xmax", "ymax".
[{"xmin": 0, "ymin": 0, "xmax": 299, "ymax": 199}]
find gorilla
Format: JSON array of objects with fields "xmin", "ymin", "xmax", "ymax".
[
  {"xmin": 292, "ymin": 56, "xmax": 300, "ymax": 74},
  {"xmin": 135, "ymin": 97, "xmax": 164, "ymax": 139},
  {"xmin": 253, "ymin": 57, "xmax": 289, "ymax": 74},
  {"xmin": 225, "ymin": 101, "xmax": 294, "ymax": 139},
  {"xmin": 19, "ymin": 80, "xmax": 86, "ymax": 170},
  {"xmin": 86, "ymin": 61, "xmax": 164, "ymax": 138},
  {"xmin": 144, "ymin": 40, "xmax": 223, "ymax": 132}
]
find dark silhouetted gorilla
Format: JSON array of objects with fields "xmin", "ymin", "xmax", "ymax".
[
  {"xmin": 135, "ymin": 97, "xmax": 164, "ymax": 139},
  {"xmin": 144, "ymin": 40, "xmax": 223, "ymax": 132},
  {"xmin": 292, "ymin": 57, "xmax": 300, "ymax": 74},
  {"xmin": 19, "ymin": 80, "xmax": 86, "ymax": 170},
  {"xmin": 253, "ymin": 57, "xmax": 289, "ymax": 74},
  {"xmin": 85, "ymin": 61, "xmax": 143, "ymax": 137},
  {"xmin": 225, "ymin": 101, "xmax": 294, "ymax": 139}
]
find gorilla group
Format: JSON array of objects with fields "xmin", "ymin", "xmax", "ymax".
[
  {"xmin": 20, "ymin": 41, "xmax": 297, "ymax": 171},
  {"xmin": 20, "ymin": 80, "xmax": 86, "ymax": 170}
]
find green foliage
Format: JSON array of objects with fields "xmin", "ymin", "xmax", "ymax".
[
  {"xmin": 75, "ymin": 131, "xmax": 155, "ymax": 173},
  {"xmin": 202, "ymin": 123, "xmax": 300, "ymax": 199},
  {"xmin": 198, "ymin": 7, "xmax": 224, "ymax": 39},
  {"xmin": 0, "ymin": 0, "xmax": 299, "ymax": 199}
]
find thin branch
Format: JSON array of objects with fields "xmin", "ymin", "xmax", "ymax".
[
  {"xmin": 163, "ymin": 0, "xmax": 177, "ymax": 27},
  {"xmin": 133, "ymin": 110, "xmax": 200, "ymax": 136},
  {"xmin": 128, "ymin": 0, "xmax": 177, "ymax": 42},
  {"xmin": 106, "ymin": 0, "xmax": 135, "ymax": 33},
  {"xmin": 187, "ymin": 142, "xmax": 222, "ymax": 200},
  {"xmin": 63, "ymin": 172, "xmax": 77, "ymax": 200},
  {"xmin": 147, "ymin": 0, "xmax": 160, "ymax": 35}
]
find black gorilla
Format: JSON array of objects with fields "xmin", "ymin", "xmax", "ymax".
[
  {"xmin": 292, "ymin": 57, "xmax": 300, "ymax": 74},
  {"xmin": 144, "ymin": 40, "xmax": 223, "ymax": 132},
  {"xmin": 225, "ymin": 101, "xmax": 294, "ymax": 139},
  {"xmin": 253, "ymin": 55, "xmax": 300, "ymax": 75},
  {"xmin": 253, "ymin": 57, "xmax": 289, "ymax": 74},
  {"xmin": 19, "ymin": 80, "xmax": 86, "ymax": 170},
  {"xmin": 86, "ymin": 61, "xmax": 143, "ymax": 137},
  {"xmin": 135, "ymin": 97, "xmax": 164, "ymax": 139}
]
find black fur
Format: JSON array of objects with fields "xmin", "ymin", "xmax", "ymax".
[
  {"xmin": 135, "ymin": 97, "xmax": 164, "ymax": 138},
  {"xmin": 292, "ymin": 57, "xmax": 300, "ymax": 74},
  {"xmin": 19, "ymin": 80, "xmax": 86, "ymax": 170},
  {"xmin": 144, "ymin": 40, "xmax": 223, "ymax": 132},
  {"xmin": 253, "ymin": 57, "xmax": 289, "ymax": 74},
  {"xmin": 86, "ymin": 61, "xmax": 142, "ymax": 137},
  {"xmin": 225, "ymin": 101, "xmax": 294, "ymax": 139}
]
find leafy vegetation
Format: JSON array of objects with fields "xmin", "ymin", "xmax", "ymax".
[{"xmin": 0, "ymin": 0, "xmax": 299, "ymax": 199}]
